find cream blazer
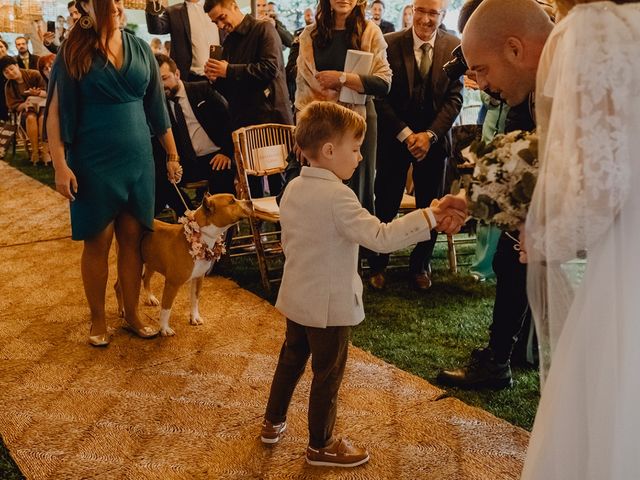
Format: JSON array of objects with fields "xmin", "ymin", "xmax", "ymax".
[
  {"xmin": 295, "ymin": 20, "xmax": 393, "ymax": 118},
  {"xmin": 275, "ymin": 167, "xmax": 432, "ymax": 328}
]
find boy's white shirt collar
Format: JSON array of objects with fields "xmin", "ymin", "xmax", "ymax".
[{"xmin": 300, "ymin": 166, "xmax": 342, "ymax": 182}]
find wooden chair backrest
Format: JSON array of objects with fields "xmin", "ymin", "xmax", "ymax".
[{"xmin": 232, "ymin": 124, "xmax": 295, "ymax": 177}]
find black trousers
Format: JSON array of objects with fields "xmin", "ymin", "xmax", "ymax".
[
  {"xmin": 488, "ymin": 231, "xmax": 531, "ymax": 363},
  {"xmin": 155, "ymin": 152, "xmax": 235, "ymax": 217},
  {"xmin": 248, "ymin": 173, "xmax": 284, "ymax": 199},
  {"xmin": 369, "ymin": 142, "xmax": 446, "ymax": 274},
  {"xmin": 264, "ymin": 319, "xmax": 350, "ymax": 449}
]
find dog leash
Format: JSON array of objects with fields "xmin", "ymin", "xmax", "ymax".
[{"xmin": 171, "ymin": 181, "xmax": 192, "ymax": 214}]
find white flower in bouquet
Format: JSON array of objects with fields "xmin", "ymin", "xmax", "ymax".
[{"xmin": 465, "ymin": 130, "xmax": 538, "ymax": 230}]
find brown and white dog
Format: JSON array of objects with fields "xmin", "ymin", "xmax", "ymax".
[{"xmin": 115, "ymin": 193, "xmax": 251, "ymax": 336}]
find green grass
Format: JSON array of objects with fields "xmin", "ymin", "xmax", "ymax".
[
  {"xmin": 230, "ymin": 249, "xmax": 540, "ymax": 431},
  {"xmin": 0, "ymin": 151, "xmax": 539, "ymax": 478},
  {"xmin": 3, "ymin": 149, "xmax": 56, "ymax": 190}
]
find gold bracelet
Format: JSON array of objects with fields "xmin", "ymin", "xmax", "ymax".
[{"xmin": 166, "ymin": 154, "xmax": 180, "ymax": 163}]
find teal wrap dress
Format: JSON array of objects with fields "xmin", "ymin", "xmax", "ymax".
[{"xmin": 47, "ymin": 31, "xmax": 171, "ymax": 240}]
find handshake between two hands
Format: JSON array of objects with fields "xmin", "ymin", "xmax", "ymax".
[{"xmin": 428, "ymin": 192, "xmax": 468, "ymax": 235}]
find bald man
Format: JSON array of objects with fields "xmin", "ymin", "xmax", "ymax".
[
  {"xmin": 461, "ymin": 0, "xmax": 553, "ymax": 106},
  {"xmin": 437, "ymin": 0, "xmax": 553, "ymax": 390}
]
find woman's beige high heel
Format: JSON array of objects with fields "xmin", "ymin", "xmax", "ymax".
[
  {"xmin": 123, "ymin": 322, "xmax": 159, "ymax": 339},
  {"xmin": 88, "ymin": 325, "xmax": 113, "ymax": 347},
  {"xmin": 88, "ymin": 332, "xmax": 110, "ymax": 347}
]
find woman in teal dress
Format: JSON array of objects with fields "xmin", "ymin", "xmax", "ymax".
[{"xmin": 46, "ymin": 0, "xmax": 182, "ymax": 346}]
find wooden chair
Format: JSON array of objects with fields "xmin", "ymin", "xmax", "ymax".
[{"xmin": 231, "ymin": 123, "xmax": 295, "ymax": 294}]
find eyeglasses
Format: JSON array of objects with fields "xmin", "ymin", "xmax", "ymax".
[{"xmin": 412, "ymin": 7, "xmax": 445, "ymax": 19}]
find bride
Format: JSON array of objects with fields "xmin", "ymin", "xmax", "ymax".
[{"xmin": 522, "ymin": 1, "xmax": 640, "ymax": 478}]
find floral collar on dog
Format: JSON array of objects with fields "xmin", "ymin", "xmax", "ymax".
[{"xmin": 178, "ymin": 212, "xmax": 226, "ymax": 262}]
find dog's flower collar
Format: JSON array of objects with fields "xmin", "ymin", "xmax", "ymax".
[{"xmin": 178, "ymin": 212, "xmax": 226, "ymax": 262}]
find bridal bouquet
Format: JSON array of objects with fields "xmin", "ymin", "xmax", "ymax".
[{"xmin": 465, "ymin": 129, "xmax": 538, "ymax": 230}]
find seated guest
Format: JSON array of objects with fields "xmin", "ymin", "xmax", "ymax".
[
  {"xmin": 1, "ymin": 56, "xmax": 48, "ymax": 164},
  {"xmin": 37, "ymin": 54, "xmax": 55, "ymax": 88},
  {"xmin": 0, "ymin": 39, "xmax": 9, "ymax": 122},
  {"xmin": 154, "ymin": 53, "xmax": 235, "ymax": 216}
]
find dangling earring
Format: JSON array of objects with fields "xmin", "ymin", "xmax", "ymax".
[{"xmin": 78, "ymin": 15, "xmax": 94, "ymax": 30}]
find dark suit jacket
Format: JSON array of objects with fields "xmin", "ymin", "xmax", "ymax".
[
  {"xmin": 274, "ymin": 18, "xmax": 294, "ymax": 48},
  {"xmin": 374, "ymin": 27, "xmax": 462, "ymax": 156},
  {"xmin": 285, "ymin": 27, "xmax": 305, "ymax": 103},
  {"xmin": 16, "ymin": 53, "xmax": 40, "ymax": 71},
  {"xmin": 216, "ymin": 14, "xmax": 293, "ymax": 129},
  {"xmin": 379, "ymin": 20, "xmax": 395, "ymax": 34},
  {"xmin": 182, "ymin": 80, "xmax": 234, "ymax": 160},
  {"xmin": 152, "ymin": 81, "xmax": 235, "ymax": 213},
  {"xmin": 146, "ymin": 2, "xmax": 196, "ymax": 78}
]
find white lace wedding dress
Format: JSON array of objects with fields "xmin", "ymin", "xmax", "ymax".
[{"xmin": 523, "ymin": 2, "xmax": 640, "ymax": 479}]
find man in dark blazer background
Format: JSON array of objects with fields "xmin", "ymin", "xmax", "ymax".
[
  {"xmin": 204, "ymin": 0, "xmax": 293, "ymax": 197},
  {"xmin": 370, "ymin": 0, "xmax": 462, "ymax": 291},
  {"xmin": 146, "ymin": 0, "xmax": 221, "ymax": 82},
  {"xmin": 153, "ymin": 54, "xmax": 235, "ymax": 216},
  {"xmin": 14, "ymin": 37, "xmax": 39, "ymax": 71},
  {"xmin": 370, "ymin": 0, "xmax": 396, "ymax": 34}
]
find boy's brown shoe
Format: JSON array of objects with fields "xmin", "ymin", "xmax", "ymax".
[
  {"xmin": 306, "ymin": 437, "xmax": 370, "ymax": 467},
  {"xmin": 260, "ymin": 420, "xmax": 287, "ymax": 444}
]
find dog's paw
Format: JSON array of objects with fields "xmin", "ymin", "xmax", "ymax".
[
  {"xmin": 145, "ymin": 294, "xmax": 160, "ymax": 307},
  {"xmin": 190, "ymin": 315, "xmax": 204, "ymax": 326},
  {"xmin": 160, "ymin": 326, "xmax": 176, "ymax": 337}
]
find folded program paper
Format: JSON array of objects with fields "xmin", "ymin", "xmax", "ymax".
[{"xmin": 339, "ymin": 49, "xmax": 374, "ymax": 105}]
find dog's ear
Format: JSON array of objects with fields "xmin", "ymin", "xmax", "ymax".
[{"xmin": 202, "ymin": 193, "xmax": 215, "ymax": 214}]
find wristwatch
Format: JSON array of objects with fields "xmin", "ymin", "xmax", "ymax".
[{"xmin": 339, "ymin": 72, "xmax": 347, "ymax": 86}]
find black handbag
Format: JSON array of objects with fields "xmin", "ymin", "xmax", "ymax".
[{"xmin": 145, "ymin": 0, "xmax": 165, "ymax": 15}]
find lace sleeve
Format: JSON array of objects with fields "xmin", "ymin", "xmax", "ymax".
[
  {"xmin": 526, "ymin": 3, "xmax": 640, "ymax": 379},
  {"xmin": 527, "ymin": 5, "xmax": 635, "ymax": 262}
]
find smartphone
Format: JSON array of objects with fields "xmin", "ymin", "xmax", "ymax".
[
  {"xmin": 47, "ymin": 21, "xmax": 56, "ymax": 33},
  {"xmin": 209, "ymin": 45, "xmax": 223, "ymax": 61}
]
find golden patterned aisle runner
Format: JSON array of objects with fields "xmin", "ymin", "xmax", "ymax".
[{"xmin": 0, "ymin": 161, "xmax": 528, "ymax": 479}]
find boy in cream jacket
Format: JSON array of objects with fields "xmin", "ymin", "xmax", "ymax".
[{"xmin": 261, "ymin": 101, "xmax": 466, "ymax": 467}]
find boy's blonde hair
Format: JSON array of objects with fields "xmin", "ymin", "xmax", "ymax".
[{"xmin": 295, "ymin": 102, "xmax": 366, "ymax": 158}]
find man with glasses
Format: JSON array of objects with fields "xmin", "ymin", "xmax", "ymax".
[{"xmin": 370, "ymin": 0, "xmax": 462, "ymax": 291}]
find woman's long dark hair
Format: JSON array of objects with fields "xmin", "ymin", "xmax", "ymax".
[
  {"xmin": 312, "ymin": 0, "xmax": 367, "ymax": 50},
  {"xmin": 62, "ymin": 0, "xmax": 118, "ymax": 80}
]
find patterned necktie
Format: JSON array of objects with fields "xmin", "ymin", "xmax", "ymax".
[{"xmin": 419, "ymin": 43, "xmax": 432, "ymax": 79}]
